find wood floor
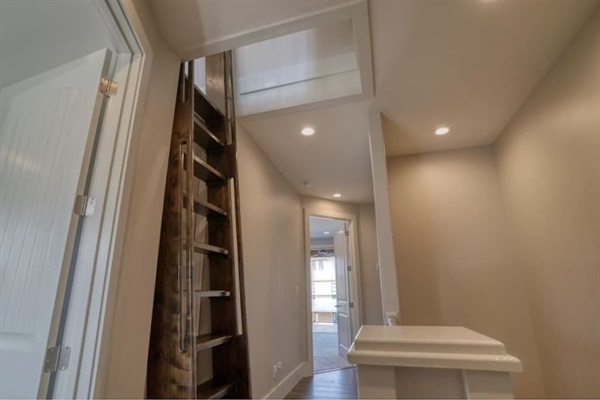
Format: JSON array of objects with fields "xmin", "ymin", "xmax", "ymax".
[{"xmin": 285, "ymin": 367, "xmax": 357, "ymax": 399}]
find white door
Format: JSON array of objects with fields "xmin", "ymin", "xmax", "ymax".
[
  {"xmin": 334, "ymin": 223, "xmax": 351, "ymax": 359},
  {"xmin": 0, "ymin": 49, "xmax": 111, "ymax": 399}
]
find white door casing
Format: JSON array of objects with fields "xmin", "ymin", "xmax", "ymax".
[
  {"xmin": 334, "ymin": 224, "xmax": 351, "ymax": 359},
  {"xmin": 0, "ymin": 49, "xmax": 111, "ymax": 399}
]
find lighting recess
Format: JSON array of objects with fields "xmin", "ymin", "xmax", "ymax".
[
  {"xmin": 435, "ymin": 127, "xmax": 450, "ymax": 136},
  {"xmin": 301, "ymin": 127, "xmax": 316, "ymax": 136},
  {"xmin": 333, "ymin": 193, "xmax": 342, "ymax": 198}
]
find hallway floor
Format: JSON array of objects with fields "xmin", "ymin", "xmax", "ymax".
[
  {"xmin": 313, "ymin": 332, "xmax": 352, "ymax": 372},
  {"xmin": 285, "ymin": 367, "xmax": 357, "ymax": 399}
]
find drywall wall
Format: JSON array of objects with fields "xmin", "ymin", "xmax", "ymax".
[
  {"xmin": 301, "ymin": 196, "xmax": 359, "ymax": 216},
  {"xmin": 237, "ymin": 124, "xmax": 307, "ymax": 398},
  {"xmin": 386, "ymin": 147, "xmax": 545, "ymax": 398},
  {"xmin": 494, "ymin": 8, "xmax": 600, "ymax": 398},
  {"xmin": 358, "ymin": 204, "xmax": 383, "ymax": 325},
  {"xmin": 98, "ymin": 0, "xmax": 180, "ymax": 397}
]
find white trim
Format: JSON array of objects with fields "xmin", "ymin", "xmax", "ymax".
[
  {"xmin": 367, "ymin": 108, "xmax": 400, "ymax": 324},
  {"xmin": 48, "ymin": 0, "xmax": 151, "ymax": 398},
  {"xmin": 263, "ymin": 362, "xmax": 311, "ymax": 400},
  {"xmin": 303, "ymin": 208, "xmax": 363, "ymax": 374}
]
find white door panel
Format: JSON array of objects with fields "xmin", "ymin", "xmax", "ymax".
[{"xmin": 0, "ymin": 49, "xmax": 110, "ymax": 399}]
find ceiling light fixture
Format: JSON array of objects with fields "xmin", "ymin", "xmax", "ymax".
[
  {"xmin": 324, "ymin": 231, "xmax": 330, "ymax": 235},
  {"xmin": 333, "ymin": 193, "xmax": 342, "ymax": 198},
  {"xmin": 301, "ymin": 127, "xmax": 316, "ymax": 136},
  {"xmin": 435, "ymin": 127, "xmax": 450, "ymax": 136}
]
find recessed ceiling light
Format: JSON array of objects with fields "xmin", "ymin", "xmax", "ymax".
[
  {"xmin": 435, "ymin": 127, "xmax": 450, "ymax": 136},
  {"xmin": 324, "ymin": 231, "xmax": 330, "ymax": 235},
  {"xmin": 301, "ymin": 127, "xmax": 316, "ymax": 136},
  {"xmin": 333, "ymin": 193, "xmax": 342, "ymax": 198}
]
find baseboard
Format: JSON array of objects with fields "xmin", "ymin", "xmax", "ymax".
[{"xmin": 264, "ymin": 362, "xmax": 310, "ymax": 399}]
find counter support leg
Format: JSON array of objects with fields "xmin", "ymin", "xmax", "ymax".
[
  {"xmin": 462, "ymin": 370, "xmax": 514, "ymax": 399},
  {"xmin": 356, "ymin": 365, "xmax": 397, "ymax": 399}
]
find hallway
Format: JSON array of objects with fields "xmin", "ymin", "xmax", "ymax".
[{"xmin": 285, "ymin": 368, "xmax": 357, "ymax": 399}]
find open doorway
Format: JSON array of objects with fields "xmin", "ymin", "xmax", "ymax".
[{"xmin": 308, "ymin": 216, "xmax": 354, "ymax": 373}]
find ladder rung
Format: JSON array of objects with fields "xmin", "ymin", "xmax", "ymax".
[
  {"xmin": 194, "ymin": 242, "xmax": 229, "ymax": 256},
  {"xmin": 183, "ymin": 242, "xmax": 229, "ymax": 257},
  {"xmin": 196, "ymin": 290, "xmax": 231, "ymax": 298},
  {"xmin": 194, "ymin": 113, "xmax": 225, "ymax": 150},
  {"xmin": 193, "ymin": 155, "xmax": 226, "ymax": 184},
  {"xmin": 194, "ymin": 86, "xmax": 225, "ymax": 122},
  {"xmin": 197, "ymin": 379, "xmax": 233, "ymax": 399},
  {"xmin": 183, "ymin": 193, "xmax": 228, "ymax": 218},
  {"xmin": 196, "ymin": 334, "xmax": 233, "ymax": 351}
]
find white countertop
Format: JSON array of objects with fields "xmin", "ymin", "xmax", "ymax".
[{"xmin": 347, "ymin": 325, "xmax": 522, "ymax": 372}]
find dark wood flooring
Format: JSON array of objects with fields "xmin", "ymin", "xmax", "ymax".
[{"xmin": 285, "ymin": 367, "xmax": 357, "ymax": 399}]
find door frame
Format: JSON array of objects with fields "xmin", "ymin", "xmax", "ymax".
[
  {"xmin": 303, "ymin": 208, "xmax": 363, "ymax": 375},
  {"xmin": 46, "ymin": 0, "xmax": 150, "ymax": 398}
]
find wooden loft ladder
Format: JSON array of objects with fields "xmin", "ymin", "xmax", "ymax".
[{"xmin": 147, "ymin": 52, "xmax": 251, "ymax": 399}]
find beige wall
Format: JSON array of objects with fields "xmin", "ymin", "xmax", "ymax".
[
  {"xmin": 99, "ymin": 0, "xmax": 180, "ymax": 397},
  {"xmin": 495, "ymin": 9, "xmax": 600, "ymax": 399},
  {"xmin": 358, "ymin": 204, "xmax": 383, "ymax": 325},
  {"xmin": 387, "ymin": 147, "xmax": 545, "ymax": 398},
  {"xmin": 301, "ymin": 196, "xmax": 359, "ymax": 216},
  {"xmin": 237, "ymin": 125, "xmax": 307, "ymax": 398}
]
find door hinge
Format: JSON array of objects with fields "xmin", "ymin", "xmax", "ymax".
[
  {"xmin": 99, "ymin": 77, "xmax": 118, "ymax": 97},
  {"xmin": 347, "ymin": 265, "xmax": 352, "ymax": 272},
  {"xmin": 349, "ymin": 302, "xmax": 354, "ymax": 308},
  {"xmin": 345, "ymin": 230, "xmax": 349, "ymax": 237},
  {"xmin": 44, "ymin": 345, "xmax": 71, "ymax": 373},
  {"xmin": 74, "ymin": 194, "xmax": 96, "ymax": 216}
]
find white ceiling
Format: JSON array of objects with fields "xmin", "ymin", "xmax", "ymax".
[
  {"xmin": 239, "ymin": 100, "xmax": 374, "ymax": 204},
  {"xmin": 0, "ymin": 0, "xmax": 118, "ymax": 89},
  {"xmin": 149, "ymin": 0, "xmax": 597, "ymax": 204},
  {"xmin": 310, "ymin": 216, "xmax": 346, "ymax": 239},
  {"xmin": 371, "ymin": 0, "xmax": 598, "ymax": 157}
]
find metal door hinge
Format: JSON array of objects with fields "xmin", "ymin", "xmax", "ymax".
[
  {"xmin": 347, "ymin": 265, "xmax": 352, "ymax": 272},
  {"xmin": 349, "ymin": 302, "xmax": 355, "ymax": 308},
  {"xmin": 100, "ymin": 78, "xmax": 118, "ymax": 97},
  {"xmin": 44, "ymin": 345, "xmax": 71, "ymax": 373},
  {"xmin": 74, "ymin": 194, "xmax": 96, "ymax": 216},
  {"xmin": 345, "ymin": 230, "xmax": 349, "ymax": 237}
]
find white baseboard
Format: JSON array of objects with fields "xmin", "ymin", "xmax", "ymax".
[{"xmin": 264, "ymin": 362, "xmax": 311, "ymax": 399}]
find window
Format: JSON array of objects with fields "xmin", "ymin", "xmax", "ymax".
[
  {"xmin": 311, "ymin": 283, "xmax": 315, "ymax": 300},
  {"xmin": 331, "ymin": 282, "xmax": 337, "ymax": 298}
]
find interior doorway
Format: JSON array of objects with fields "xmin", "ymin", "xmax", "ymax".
[{"xmin": 308, "ymin": 216, "xmax": 355, "ymax": 373}]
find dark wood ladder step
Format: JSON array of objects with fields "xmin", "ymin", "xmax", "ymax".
[
  {"xmin": 196, "ymin": 290, "xmax": 231, "ymax": 298},
  {"xmin": 183, "ymin": 242, "xmax": 229, "ymax": 257},
  {"xmin": 196, "ymin": 333, "xmax": 233, "ymax": 351},
  {"xmin": 183, "ymin": 193, "xmax": 228, "ymax": 218},
  {"xmin": 194, "ymin": 242, "xmax": 228, "ymax": 256},
  {"xmin": 194, "ymin": 113, "xmax": 225, "ymax": 150},
  {"xmin": 194, "ymin": 86, "xmax": 224, "ymax": 122},
  {"xmin": 197, "ymin": 379, "xmax": 233, "ymax": 399},
  {"xmin": 193, "ymin": 155, "xmax": 226, "ymax": 184}
]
